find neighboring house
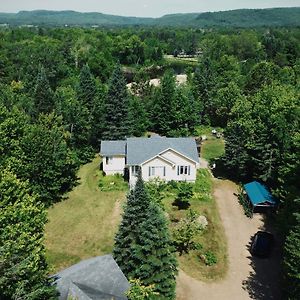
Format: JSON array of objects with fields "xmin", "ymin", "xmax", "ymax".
[
  {"xmin": 100, "ymin": 136, "xmax": 200, "ymax": 186},
  {"xmin": 54, "ymin": 255, "xmax": 129, "ymax": 300}
]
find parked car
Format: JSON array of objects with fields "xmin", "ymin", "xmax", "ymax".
[{"xmin": 250, "ymin": 231, "xmax": 274, "ymax": 257}]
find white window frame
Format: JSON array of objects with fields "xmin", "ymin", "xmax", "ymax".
[
  {"xmin": 177, "ymin": 165, "xmax": 190, "ymax": 175},
  {"xmin": 131, "ymin": 165, "xmax": 140, "ymax": 176}
]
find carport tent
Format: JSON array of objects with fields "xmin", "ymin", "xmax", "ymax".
[{"xmin": 243, "ymin": 181, "xmax": 277, "ymax": 207}]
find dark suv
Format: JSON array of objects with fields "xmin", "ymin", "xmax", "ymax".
[{"xmin": 250, "ymin": 231, "xmax": 274, "ymax": 258}]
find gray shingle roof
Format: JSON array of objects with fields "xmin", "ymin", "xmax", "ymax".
[
  {"xmin": 54, "ymin": 255, "xmax": 129, "ymax": 300},
  {"xmin": 126, "ymin": 137, "xmax": 199, "ymax": 165},
  {"xmin": 100, "ymin": 140, "xmax": 126, "ymax": 156}
]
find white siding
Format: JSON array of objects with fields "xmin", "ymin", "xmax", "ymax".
[
  {"xmin": 102, "ymin": 155, "xmax": 125, "ymax": 175},
  {"xmin": 134, "ymin": 149, "xmax": 197, "ymax": 185}
]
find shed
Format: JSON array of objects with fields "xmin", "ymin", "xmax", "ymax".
[
  {"xmin": 54, "ymin": 255, "xmax": 129, "ymax": 300},
  {"xmin": 243, "ymin": 181, "xmax": 277, "ymax": 211}
]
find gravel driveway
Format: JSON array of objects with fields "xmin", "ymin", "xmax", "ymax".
[{"xmin": 176, "ymin": 179, "xmax": 282, "ymax": 300}]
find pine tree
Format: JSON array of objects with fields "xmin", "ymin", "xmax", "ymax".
[
  {"xmin": 0, "ymin": 170, "xmax": 57, "ymax": 299},
  {"xmin": 77, "ymin": 64, "xmax": 97, "ymax": 112},
  {"xmin": 128, "ymin": 96, "xmax": 148, "ymax": 137},
  {"xmin": 131, "ymin": 202, "xmax": 178, "ymax": 299},
  {"xmin": 102, "ymin": 64, "xmax": 130, "ymax": 140},
  {"xmin": 152, "ymin": 70, "xmax": 176, "ymax": 135},
  {"xmin": 113, "ymin": 172, "xmax": 151, "ymax": 275},
  {"xmin": 33, "ymin": 66, "xmax": 54, "ymax": 115}
]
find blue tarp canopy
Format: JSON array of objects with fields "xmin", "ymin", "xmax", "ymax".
[{"xmin": 243, "ymin": 181, "xmax": 277, "ymax": 207}]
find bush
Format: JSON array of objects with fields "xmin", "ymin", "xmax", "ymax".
[
  {"xmin": 202, "ymin": 251, "xmax": 218, "ymax": 266},
  {"xmin": 172, "ymin": 182, "xmax": 194, "ymax": 210},
  {"xmin": 172, "ymin": 209, "xmax": 203, "ymax": 255},
  {"xmin": 126, "ymin": 279, "xmax": 158, "ymax": 300},
  {"xmin": 237, "ymin": 186, "xmax": 253, "ymax": 218},
  {"xmin": 145, "ymin": 178, "xmax": 168, "ymax": 209},
  {"xmin": 98, "ymin": 172, "xmax": 128, "ymax": 192}
]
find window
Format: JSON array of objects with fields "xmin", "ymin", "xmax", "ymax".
[
  {"xmin": 177, "ymin": 165, "xmax": 191, "ymax": 175},
  {"xmin": 132, "ymin": 166, "xmax": 140, "ymax": 176},
  {"xmin": 106, "ymin": 157, "xmax": 113, "ymax": 165},
  {"xmin": 148, "ymin": 166, "xmax": 166, "ymax": 177},
  {"xmin": 149, "ymin": 166, "xmax": 156, "ymax": 176}
]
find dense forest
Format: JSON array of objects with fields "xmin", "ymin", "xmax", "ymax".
[
  {"xmin": 0, "ymin": 25, "xmax": 299, "ymax": 299},
  {"xmin": 0, "ymin": 7, "xmax": 300, "ymax": 27}
]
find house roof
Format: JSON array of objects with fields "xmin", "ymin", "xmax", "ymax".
[
  {"xmin": 126, "ymin": 137, "xmax": 199, "ymax": 165},
  {"xmin": 244, "ymin": 181, "xmax": 277, "ymax": 206},
  {"xmin": 100, "ymin": 140, "xmax": 126, "ymax": 156},
  {"xmin": 54, "ymin": 255, "xmax": 129, "ymax": 300}
]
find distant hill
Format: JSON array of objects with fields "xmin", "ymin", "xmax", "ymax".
[{"xmin": 0, "ymin": 7, "xmax": 299, "ymax": 27}]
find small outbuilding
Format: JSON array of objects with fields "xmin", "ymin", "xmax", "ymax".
[
  {"xmin": 243, "ymin": 181, "xmax": 277, "ymax": 213},
  {"xmin": 53, "ymin": 255, "xmax": 129, "ymax": 300}
]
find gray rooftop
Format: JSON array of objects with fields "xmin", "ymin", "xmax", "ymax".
[
  {"xmin": 127, "ymin": 136, "xmax": 199, "ymax": 165},
  {"xmin": 100, "ymin": 140, "xmax": 126, "ymax": 156},
  {"xmin": 54, "ymin": 255, "xmax": 129, "ymax": 300}
]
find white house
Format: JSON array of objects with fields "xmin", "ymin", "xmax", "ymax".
[{"xmin": 100, "ymin": 136, "xmax": 200, "ymax": 186}]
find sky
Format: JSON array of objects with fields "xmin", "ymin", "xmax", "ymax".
[{"xmin": 1, "ymin": 0, "xmax": 300, "ymax": 17}]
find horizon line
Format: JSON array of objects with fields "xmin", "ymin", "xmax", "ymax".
[{"xmin": 0, "ymin": 6, "xmax": 299, "ymax": 19}]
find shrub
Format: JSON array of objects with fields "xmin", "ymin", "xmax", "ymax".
[
  {"xmin": 126, "ymin": 279, "xmax": 158, "ymax": 300},
  {"xmin": 172, "ymin": 209, "xmax": 203, "ymax": 255},
  {"xmin": 237, "ymin": 186, "xmax": 253, "ymax": 218},
  {"xmin": 145, "ymin": 178, "xmax": 168, "ymax": 209},
  {"xmin": 202, "ymin": 251, "xmax": 218, "ymax": 266},
  {"xmin": 172, "ymin": 181, "xmax": 194, "ymax": 210},
  {"xmin": 98, "ymin": 172, "xmax": 128, "ymax": 192}
]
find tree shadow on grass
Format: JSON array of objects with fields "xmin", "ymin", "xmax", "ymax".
[{"xmin": 242, "ymin": 216, "xmax": 283, "ymax": 300}]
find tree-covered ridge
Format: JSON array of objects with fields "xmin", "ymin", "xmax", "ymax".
[
  {"xmin": 0, "ymin": 7, "xmax": 299, "ymax": 27},
  {"xmin": 0, "ymin": 25, "xmax": 299, "ymax": 298}
]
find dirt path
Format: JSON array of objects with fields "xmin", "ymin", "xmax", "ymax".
[{"xmin": 176, "ymin": 179, "xmax": 282, "ymax": 300}]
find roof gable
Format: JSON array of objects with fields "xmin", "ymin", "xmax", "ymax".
[{"xmin": 126, "ymin": 137, "xmax": 199, "ymax": 165}]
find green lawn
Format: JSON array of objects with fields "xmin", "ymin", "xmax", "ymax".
[
  {"xmin": 195, "ymin": 126, "xmax": 225, "ymax": 162},
  {"xmin": 201, "ymin": 139, "xmax": 225, "ymax": 162},
  {"xmin": 45, "ymin": 156, "xmax": 127, "ymax": 273},
  {"xmin": 45, "ymin": 157, "xmax": 227, "ymax": 281},
  {"xmin": 163, "ymin": 170, "xmax": 228, "ymax": 281}
]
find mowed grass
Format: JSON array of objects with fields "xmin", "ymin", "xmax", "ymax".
[
  {"xmin": 201, "ymin": 138, "xmax": 225, "ymax": 162},
  {"xmin": 164, "ymin": 170, "xmax": 228, "ymax": 281},
  {"xmin": 45, "ymin": 156, "xmax": 127, "ymax": 273}
]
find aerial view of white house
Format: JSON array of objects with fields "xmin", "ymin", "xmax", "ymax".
[{"xmin": 100, "ymin": 136, "xmax": 200, "ymax": 186}]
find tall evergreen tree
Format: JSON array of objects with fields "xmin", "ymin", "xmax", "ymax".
[
  {"xmin": 33, "ymin": 66, "xmax": 54, "ymax": 115},
  {"xmin": 77, "ymin": 64, "xmax": 97, "ymax": 112},
  {"xmin": 113, "ymin": 172, "xmax": 151, "ymax": 275},
  {"xmin": 0, "ymin": 170, "xmax": 57, "ymax": 299},
  {"xmin": 152, "ymin": 70, "xmax": 176, "ymax": 135},
  {"xmin": 131, "ymin": 202, "xmax": 178, "ymax": 299},
  {"xmin": 102, "ymin": 64, "xmax": 130, "ymax": 140},
  {"xmin": 128, "ymin": 96, "xmax": 148, "ymax": 137},
  {"xmin": 192, "ymin": 56, "xmax": 217, "ymax": 124},
  {"xmin": 113, "ymin": 172, "xmax": 178, "ymax": 299}
]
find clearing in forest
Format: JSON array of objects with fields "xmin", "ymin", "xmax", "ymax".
[{"xmin": 45, "ymin": 156, "xmax": 126, "ymax": 273}]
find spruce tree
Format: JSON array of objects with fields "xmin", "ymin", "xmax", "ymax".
[
  {"xmin": 152, "ymin": 70, "xmax": 176, "ymax": 136},
  {"xmin": 113, "ymin": 172, "xmax": 178, "ymax": 299},
  {"xmin": 77, "ymin": 64, "xmax": 97, "ymax": 112},
  {"xmin": 113, "ymin": 172, "xmax": 151, "ymax": 275},
  {"xmin": 131, "ymin": 202, "xmax": 178, "ymax": 299},
  {"xmin": 102, "ymin": 64, "xmax": 130, "ymax": 140},
  {"xmin": 33, "ymin": 66, "xmax": 54, "ymax": 115},
  {"xmin": 0, "ymin": 170, "xmax": 57, "ymax": 299}
]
